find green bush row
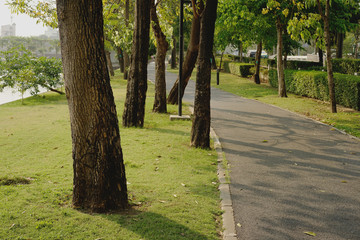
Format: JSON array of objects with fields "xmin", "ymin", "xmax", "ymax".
[
  {"xmin": 332, "ymin": 58, "xmax": 360, "ymax": 75},
  {"xmin": 269, "ymin": 70, "xmax": 360, "ymax": 110},
  {"xmin": 263, "ymin": 59, "xmax": 323, "ymax": 70}
]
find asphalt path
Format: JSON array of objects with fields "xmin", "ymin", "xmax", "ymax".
[{"xmin": 148, "ymin": 62, "xmax": 360, "ymax": 240}]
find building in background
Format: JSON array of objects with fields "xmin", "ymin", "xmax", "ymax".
[
  {"xmin": 1, "ymin": 23, "xmax": 16, "ymax": 37},
  {"xmin": 44, "ymin": 27, "xmax": 59, "ymax": 40}
]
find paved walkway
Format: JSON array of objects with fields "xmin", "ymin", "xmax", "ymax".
[{"xmin": 148, "ymin": 63, "xmax": 360, "ymax": 240}]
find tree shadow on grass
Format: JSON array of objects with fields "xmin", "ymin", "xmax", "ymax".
[{"xmin": 102, "ymin": 209, "xmax": 211, "ymax": 240}]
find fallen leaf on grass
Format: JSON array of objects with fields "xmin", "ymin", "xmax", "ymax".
[
  {"xmin": 304, "ymin": 231, "xmax": 316, "ymax": 236},
  {"xmin": 237, "ymin": 223, "xmax": 242, "ymax": 228},
  {"xmin": 181, "ymin": 183, "xmax": 186, "ymax": 187}
]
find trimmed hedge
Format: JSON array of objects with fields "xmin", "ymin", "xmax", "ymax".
[
  {"xmin": 269, "ymin": 69, "xmax": 360, "ymax": 110},
  {"xmin": 332, "ymin": 58, "xmax": 360, "ymax": 75},
  {"xmin": 228, "ymin": 62, "xmax": 254, "ymax": 77},
  {"xmin": 215, "ymin": 58, "xmax": 254, "ymax": 77},
  {"xmin": 264, "ymin": 59, "xmax": 323, "ymax": 70}
]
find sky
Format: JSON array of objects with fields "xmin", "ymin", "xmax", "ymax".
[{"xmin": 0, "ymin": 0, "xmax": 47, "ymax": 37}]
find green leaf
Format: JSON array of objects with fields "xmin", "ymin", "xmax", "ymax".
[{"xmin": 304, "ymin": 231, "xmax": 316, "ymax": 236}]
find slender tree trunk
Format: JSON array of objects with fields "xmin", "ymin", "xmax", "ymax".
[
  {"xmin": 122, "ymin": 0, "xmax": 151, "ymax": 127},
  {"xmin": 323, "ymin": 0, "xmax": 337, "ymax": 112},
  {"xmin": 123, "ymin": 0, "xmax": 130, "ymax": 80},
  {"xmin": 171, "ymin": 35, "xmax": 177, "ymax": 69},
  {"xmin": 167, "ymin": 1, "xmax": 204, "ymax": 105},
  {"xmin": 254, "ymin": 41, "xmax": 262, "ymax": 84},
  {"xmin": 318, "ymin": 47, "xmax": 323, "ymax": 64},
  {"xmin": 105, "ymin": 50, "xmax": 115, "ymax": 76},
  {"xmin": 284, "ymin": 51, "xmax": 288, "ymax": 69},
  {"xmin": 151, "ymin": 0, "xmax": 168, "ymax": 113},
  {"xmin": 191, "ymin": 0, "xmax": 218, "ymax": 148},
  {"xmin": 239, "ymin": 42, "xmax": 243, "ymax": 62},
  {"xmin": 56, "ymin": 0, "xmax": 128, "ymax": 212},
  {"xmin": 116, "ymin": 46, "xmax": 124, "ymax": 73},
  {"xmin": 276, "ymin": 17, "xmax": 287, "ymax": 97},
  {"xmin": 336, "ymin": 32, "xmax": 344, "ymax": 59}
]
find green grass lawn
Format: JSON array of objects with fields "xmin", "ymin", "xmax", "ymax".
[
  {"xmin": 169, "ymin": 68, "xmax": 360, "ymax": 138},
  {"xmin": 0, "ymin": 71, "xmax": 221, "ymax": 240}
]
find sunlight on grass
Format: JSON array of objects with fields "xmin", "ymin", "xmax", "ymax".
[{"xmin": 0, "ymin": 70, "xmax": 221, "ymax": 240}]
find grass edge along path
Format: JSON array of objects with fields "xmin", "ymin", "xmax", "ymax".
[
  {"xmin": 0, "ymin": 70, "xmax": 222, "ymax": 240},
  {"xmin": 168, "ymin": 68, "xmax": 360, "ymax": 139}
]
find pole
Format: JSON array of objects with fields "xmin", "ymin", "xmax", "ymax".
[{"xmin": 178, "ymin": 0, "xmax": 184, "ymax": 116}]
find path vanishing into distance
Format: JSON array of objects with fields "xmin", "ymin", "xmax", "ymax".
[{"xmin": 148, "ymin": 62, "xmax": 360, "ymax": 240}]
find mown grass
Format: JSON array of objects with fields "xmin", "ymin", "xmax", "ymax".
[
  {"xmin": 168, "ymin": 68, "xmax": 360, "ymax": 138},
  {"xmin": 0, "ymin": 70, "xmax": 221, "ymax": 240}
]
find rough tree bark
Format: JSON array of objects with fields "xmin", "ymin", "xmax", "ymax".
[
  {"xmin": 105, "ymin": 50, "xmax": 115, "ymax": 76},
  {"xmin": 318, "ymin": 0, "xmax": 337, "ymax": 112},
  {"xmin": 318, "ymin": 47, "xmax": 323, "ymax": 64},
  {"xmin": 191, "ymin": 0, "xmax": 218, "ymax": 148},
  {"xmin": 122, "ymin": 0, "xmax": 151, "ymax": 127},
  {"xmin": 56, "ymin": 0, "xmax": 128, "ymax": 212},
  {"xmin": 167, "ymin": 0, "xmax": 204, "ymax": 105},
  {"xmin": 151, "ymin": 0, "xmax": 168, "ymax": 113},
  {"xmin": 276, "ymin": 17, "xmax": 287, "ymax": 97},
  {"xmin": 254, "ymin": 41, "xmax": 262, "ymax": 84},
  {"xmin": 123, "ymin": 0, "xmax": 130, "ymax": 80}
]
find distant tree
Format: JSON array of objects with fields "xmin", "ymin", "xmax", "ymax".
[
  {"xmin": 150, "ymin": 0, "xmax": 169, "ymax": 113},
  {"xmin": 191, "ymin": 0, "xmax": 218, "ymax": 148},
  {"xmin": 122, "ymin": 0, "xmax": 151, "ymax": 127},
  {"xmin": 0, "ymin": 45, "xmax": 64, "ymax": 102},
  {"xmin": 56, "ymin": 0, "xmax": 128, "ymax": 211},
  {"xmin": 167, "ymin": 0, "xmax": 204, "ymax": 105}
]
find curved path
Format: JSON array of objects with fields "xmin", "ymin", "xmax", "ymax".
[{"xmin": 148, "ymin": 63, "xmax": 360, "ymax": 240}]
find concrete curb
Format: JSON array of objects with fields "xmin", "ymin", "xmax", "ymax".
[{"xmin": 210, "ymin": 128, "xmax": 237, "ymax": 240}]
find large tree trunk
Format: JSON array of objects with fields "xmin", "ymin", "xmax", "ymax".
[
  {"xmin": 151, "ymin": 0, "xmax": 168, "ymax": 113},
  {"xmin": 254, "ymin": 41, "xmax": 262, "ymax": 84},
  {"xmin": 123, "ymin": 0, "xmax": 130, "ymax": 80},
  {"xmin": 239, "ymin": 42, "xmax": 243, "ymax": 62},
  {"xmin": 171, "ymin": 35, "xmax": 177, "ymax": 69},
  {"xmin": 167, "ymin": 1, "xmax": 204, "ymax": 105},
  {"xmin": 116, "ymin": 46, "xmax": 124, "ymax": 73},
  {"xmin": 276, "ymin": 17, "xmax": 287, "ymax": 97},
  {"xmin": 105, "ymin": 50, "xmax": 115, "ymax": 76},
  {"xmin": 336, "ymin": 32, "xmax": 344, "ymax": 59},
  {"xmin": 191, "ymin": 0, "xmax": 218, "ymax": 148},
  {"xmin": 56, "ymin": 0, "xmax": 128, "ymax": 212},
  {"xmin": 323, "ymin": 0, "xmax": 337, "ymax": 112},
  {"xmin": 122, "ymin": 0, "xmax": 151, "ymax": 127}
]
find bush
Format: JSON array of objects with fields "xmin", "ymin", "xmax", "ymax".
[
  {"xmin": 269, "ymin": 69, "xmax": 360, "ymax": 110},
  {"xmin": 264, "ymin": 59, "xmax": 323, "ymax": 70},
  {"xmin": 332, "ymin": 58, "xmax": 360, "ymax": 75},
  {"xmin": 228, "ymin": 62, "xmax": 254, "ymax": 77}
]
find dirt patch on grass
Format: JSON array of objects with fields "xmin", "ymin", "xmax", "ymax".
[{"xmin": 0, "ymin": 176, "xmax": 32, "ymax": 186}]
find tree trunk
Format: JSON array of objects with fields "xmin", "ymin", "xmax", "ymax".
[
  {"xmin": 56, "ymin": 0, "xmax": 128, "ymax": 212},
  {"xmin": 211, "ymin": 52, "xmax": 217, "ymax": 69},
  {"xmin": 105, "ymin": 50, "xmax": 115, "ymax": 76},
  {"xmin": 167, "ymin": 1, "xmax": 204, "ymax": 105},
  {"xmin": 283, "ymin": 51, "xmax": 288, "ymax": 69},
  {"xmin": 336, "ymin": 32, "xmax": 344, "ymax": 59},
  {"xmin": 171, "ymin": 35, "xmax": 177, "ymax": 69},
  {"xmin": 323, "ymin": 0, "xmax": 337, "ymax": 112},
  {"xmin": 318, "ymin": 47, "xmax": 323, "ymax": 64},
  {"xmin": 151, "ymin": 0, "xmax": 168, "ymax": 113},
  {"xmin": 254, "ymin": 41, "xmax": 262, "ymax": 84},
  {"xmin": 122, "ymin": 0, "xmax": 151, "ymax": 127},
  {"xmin": 123, "ymin": 0, "xmax": 130, "ymax": 80},
  {"xmin": 116, "ymin": 46, "xmax": 124, "ymax": 73},
  {"xmin": 191, "ymin": 0, "xmax": 218, "ymax": 148},
  {"xmin": 276, "ymin": 17, "xmax": 287, "ymax": 97},
  {"xmin": 239, "ymin": 42, "xmax": 243, "ymax": 62}
]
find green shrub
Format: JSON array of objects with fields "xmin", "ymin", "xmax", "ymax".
[
  {"xmin": 269, "ymin": 69, "xmax": 360, "ymax": 110},
  {"xmin": 286, "ymin": 60, "xmax": 323, "ymax": 70},
  {"xmin": 228, "ymin": 62, "xmax": 254, "ymax": 77},
  {"xmin": 332, "ymin": 58, "xmax": 360, "ymax": 75}
]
